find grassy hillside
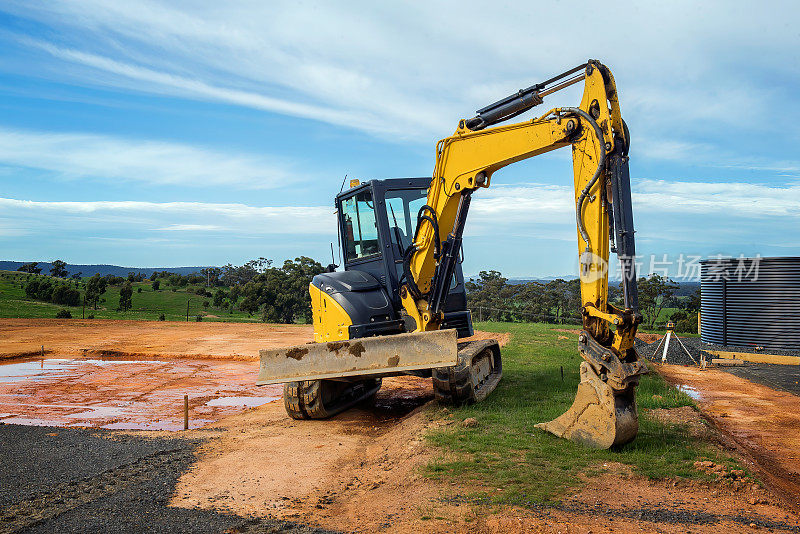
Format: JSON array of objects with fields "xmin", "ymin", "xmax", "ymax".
[
  {"xmin": 424, "ymin": 321, "xmax": 737, "ymax": 504},
  {"xmin": 0, "ymin": 270, "xmax": 259, "ymax": 322}
]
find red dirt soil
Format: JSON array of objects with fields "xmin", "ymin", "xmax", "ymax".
[
  {"xmin": 3, "ymin": 319, "xmax": 799, "ymax": 531},
  {"xmin": 0, "ymin": 318, "xmax": 508, "ymax": 361},
  {"xmin": 658, "ymin": 363, "xmax": 800, "ymax": 512},
  {"xmin": 0, "ymin": 319, "xmax": 506, "ymax": 431},
  {"xmin": 0, "ymin": 318, "xmax": 313, "ymax": 361}
]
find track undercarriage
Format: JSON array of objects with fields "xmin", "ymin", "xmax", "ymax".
[{"xmin": 282, "ymin": 338, "xmax": 503, "ymax": 420}]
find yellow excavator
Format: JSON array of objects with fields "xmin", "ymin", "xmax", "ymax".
[{"xmin": 258, "ymin": 60, "xmax": 646, "ymax": 448}]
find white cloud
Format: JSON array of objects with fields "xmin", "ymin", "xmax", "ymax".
[
  {"xmin": 158, "ymin": 224, "xmax": 222, "ymax": 232},
  {"xmin": 0, "ymin": 126, "xmax": 301, "ymax": 188},
  {"xmin": 473, "ymin": 179, "xmax": 800, "ymax": 219},
  {"xmin": 635, "ymin": 179, "xmax": 800, "ymax": 217},
  {"xmin": 0, "ymin": 197, "xmax": 335, "ymax": 235},
  {"xmin": 6, "ymin": 0, "xmax": 798, "ymax": 144}
]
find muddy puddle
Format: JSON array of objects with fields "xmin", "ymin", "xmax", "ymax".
[
  {"xmin": 677, "ymin": 384, "xmax": 702, "ymax": 400},
  {"xmin": 0, "ymin": 356, "xmax": 281, "ymax": 431}
]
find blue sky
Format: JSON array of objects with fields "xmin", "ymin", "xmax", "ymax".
[{"xmin": 0, "ymin": 1, "xmax": 799, "ymax": 278}]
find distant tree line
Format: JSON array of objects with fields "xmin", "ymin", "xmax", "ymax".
[
  {"xmin": 18, "ymin": 256, "xmax": 326, "ymax": 323},
  {"xmin": 466, "ymin": 271, "xmax": 700, "ymax": 333}
]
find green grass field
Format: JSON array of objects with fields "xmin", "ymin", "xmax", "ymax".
[
  {"xmin": 0, "ymin": 270, "xmax": 260, "ymax": 322},
  {"xmin": 424, "ymin": 321, "xmax": 735, "ymax": 505}
]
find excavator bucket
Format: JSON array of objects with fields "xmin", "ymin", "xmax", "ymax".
[{"xmin": 535, "ymin": 362, "xmax": 638, "ymax": 449}]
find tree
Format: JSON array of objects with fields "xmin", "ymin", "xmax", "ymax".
[
  {"xmin": 119, "ymin": 281, "xmax": 133, "ymax": 312},
  {"xmin": 50, "ymin": 260, "xmax": 68, "ymax": 278},
  {"xmin": 221, "ymin": 258, "xmax": 271, "ymax": 286},
  {"xmin": 638, "ymin": 274, "xmax": 679, "ymax": 328},
  {"xmin": 85, "ymin": 274, "xmax": 107, "ymax": 310},
  {"xmin": 236, "ymin": 256, "xmax": 325, "ymax": 323},
  {"xmin": 544, "ymin": 278, "xmax": 581, "ymax": 323},
  {"xmin": 152, "ymin": 280, "xmax": 160, "ymax": 291},
  {"xmin": 466, "ymin": 270, "xmax": 509, "ymax": 320},
  {"xmin": 17, "ymin": 262, "xmax": 41, "ymax": 274},
  {"xmin": 685, "ymin": 288, "xmax": 701, "ymax": 312},
  {"xmin": 200, "ymin": 267, "xmax": 222, "ymax": 287},
  {"xmin": 52, "ymin": 284, "xmax": 80, "ymax": 306}
]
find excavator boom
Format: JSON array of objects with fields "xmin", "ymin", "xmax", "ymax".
[{"xmin": 401, "ymin": 60, "xmax": 645, "ymax": 448}]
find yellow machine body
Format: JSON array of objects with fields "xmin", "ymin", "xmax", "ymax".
[{"xmin": 310, "ymin": 282, "xmax": 352, "ymax": 343}]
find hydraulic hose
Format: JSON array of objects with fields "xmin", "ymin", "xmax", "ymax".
[{"xmin": 559, "ymin": 107, "xmax": 606, "ymax": 251}]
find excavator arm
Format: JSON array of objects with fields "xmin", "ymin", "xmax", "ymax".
[{"xmin": 401, "ymin": 60, "xmax": 647, "ymax": 448}]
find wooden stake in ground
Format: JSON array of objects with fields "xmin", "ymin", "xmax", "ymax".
[{"xmin": 184, "ymin": 394, "xmax": 189, "ymax": 431}]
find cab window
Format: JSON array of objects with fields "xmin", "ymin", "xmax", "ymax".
[
  {"xmin": 341, "ymin": 189, "xmax": 380, "ymax": 261},
  {"xmin": 385, "ymin": 188, "xmax": 428, "ymax": 256}
]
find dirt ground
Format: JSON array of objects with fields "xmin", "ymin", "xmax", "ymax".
[
  {"xmin": 170, "ymin": 386, "xmax": 800, "ymax": 533},
  {"xmin": 2, "ymin": 319, "xmax": 799, "ymax": 532},
  {"xmin": 0, "ymin": 318, "xmax": 314, "ymax": 361},
  {"xmin": 659, "ymin": 363, "xmax": 800, "ymax": 513},
  {"xmin": 0, "ymin": 318, "xmax": 508, "ymax": 361}
]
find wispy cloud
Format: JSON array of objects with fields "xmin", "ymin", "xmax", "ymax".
[
  {"xmin": 472, "ymin": 180, "xmax": 800, "ymax": 220},
  {"xmin": 0, "ymin": 197, "xmax": 335, "ymax": 235},
  {"xmin": 0, "ymin": 126, "xmax": 301, "ymax": 188},
  {"xmin": 7, "ymin": 1, "xmax": 797, "ymax": 145}
]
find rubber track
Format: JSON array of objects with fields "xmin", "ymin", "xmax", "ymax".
[
  {"xmin": 433, "ymin": 340, "xmax": 502, "ymax": 406},
  {"xmin": 283, "ymin": 379, "xmax": 381, "ymax": 419}
]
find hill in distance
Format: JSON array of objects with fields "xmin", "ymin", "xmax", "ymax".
[{"xmin": 0, "ymin": 261, "xmax": 208, "ymax": 278}]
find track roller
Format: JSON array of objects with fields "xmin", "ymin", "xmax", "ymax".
[
  {"xmin": 283, "ymin": 378, "xmax": 382, "ymax": 419},
  {"xmin": 433, "ymin": 338, "xmax": 502, "ymax": 405}
]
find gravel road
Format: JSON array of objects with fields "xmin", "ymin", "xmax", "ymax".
[{"xmin": 0, "ymin": 424, "xmax": 335, "ymax": 533}]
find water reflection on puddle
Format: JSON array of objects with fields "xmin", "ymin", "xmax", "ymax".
[
  {"xmin": 677, "ymin": 384, "xmax": 702, "ymax": 400},
  {"xmin": 0, "ymin": 359, "xmax": 146, "ymax": 383},
  {"xmin": 0, "ymin": 356, "xmax": 280, "ymax": 430},
  {"xmin": 205, "ymin": 396, "xmax": 278, "ymax": 408}
]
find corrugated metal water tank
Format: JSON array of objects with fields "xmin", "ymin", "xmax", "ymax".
[{"xmin": 700, "ymin": 257, "xmax": 800, "ymax": 350}]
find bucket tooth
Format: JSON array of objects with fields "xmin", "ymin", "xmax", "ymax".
[{"xmin": 535, "ymin": 362, "xmax": 638, "ymax": 449}]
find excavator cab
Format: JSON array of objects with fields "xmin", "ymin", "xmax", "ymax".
[{"xmin": 334, "ymin": 178, "xmax": 473, "ymax": 339}]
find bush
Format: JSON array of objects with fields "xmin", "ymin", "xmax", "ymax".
[
  {"xmin": 87, "ymin": 314, "xmax": 94, "ymax": 319},
  {"xmin": 104, "ymin": 275, "xmax": 125, "ymax": 286},
  {"xmin": 158, "ymin": 313, "xmax": 166, "ymax": 321},
  {"xmin": 152, "ymin": 280, "xmax": 160, "ymax": 291},
  {"xmin": 137, "ymin": 287, "xmax": 142, "ymax": 293},
  {"xmin": 52, "ymin": 284, "xmax": 80, "ymax": 306},
  {"xmin": 195, "ymin": 314, "xmax": 203, "ymax": 322},
  {"xmin": 670, "ymin": 310, "xmax": 698, "ymax": 333},
  {"xmin": 203, "ymin": 300, "xmax": 209, "ymax": 308},
  {"xmin": 56, "ymin": 309, "xmax": 72, "ymax": 319}
]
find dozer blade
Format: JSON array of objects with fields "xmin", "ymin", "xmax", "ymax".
[
  {"xmin": 257, "ymin": 329, "xmax": 458, "ymax": 385},
  {"xmin": 535, "ymin": 361, "xmax": 638, "ymax": 449}
]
